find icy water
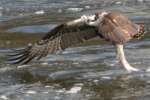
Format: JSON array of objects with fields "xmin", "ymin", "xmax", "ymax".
[{"xmin": 0, "ymin": 0, "xmax": 150, "ymax": 100}]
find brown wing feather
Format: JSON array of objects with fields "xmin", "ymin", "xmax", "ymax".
[
  {"xmin": 99, "ymin": 11, "xmax": 140, "ymax": 44},
  {"xmin": 8, "ymin": 20, "xmax": 98, "ymax": 64}
]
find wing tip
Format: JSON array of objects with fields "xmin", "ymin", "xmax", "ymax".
[{"xmin": 6, "ymin": 47, "xmax": 31, "ymax": 65}]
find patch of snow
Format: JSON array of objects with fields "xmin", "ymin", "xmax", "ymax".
[
  {"xmin": 54, "ymin": 96, "xmax": 61, "ymax": 100},
  {"xmin": 57, "ymin": 88, "xmax": 66, "ymax": 93},
  {"xmin": 146, "ymin": 68, "xmax": 150, "ymax": 72},
  {"xmin": 137, "ymin": 0, "xmax": 144, "ymax": 2},
  {"xmin": 26, "ymin": 90, "xmax": 37, "ymax": 94},
  {"xmin": 101, "ymin": 76, "xmax": 111, "ymax": 80},
  {"xmin": 66, "ymin": 86, "xmax": 82, "ymax": 94},
  {"xmin": 93, "ymin": 79, "xmax": 99, "ymax": 83},
  {"xmin": 41, "ymin": 62, "xmax": 48, "ymax": 65},
  {"xmin": 35, "ymin": 10, "xmax": 45, "ymax": 15},
  {"xmin": 42, "ymin": 91, "xmax": 49, "ymax": 94},
  {"xmin": 0, "ymin": 95, "xmax": 8, "ymax": 100},
  {"xmin": 115, "ymin": 1, "xmax": 122, "ymax": 5},
  {"xmin": 17, "ymin": 64, "xmax": 30, "ymax": 69},
  {"xmin": 58, "ymin": 9, "xmax": 63, "ymax": 13},
  {"xmin": 67, "ymin": 8, "xmax": 83, "ymax": 12},
  {"xmin": 85, "ymin": 5, "xmax": 91, "ymax": 9}
]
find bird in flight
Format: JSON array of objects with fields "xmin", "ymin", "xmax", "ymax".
[{"xmin": 8, "ymin": 11, "xmax": 145, "ymax": 73}]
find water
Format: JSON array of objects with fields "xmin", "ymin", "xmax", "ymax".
[
  {"xmin": 1, "ymin": 42, "xmax": 150, "ymax": 100},
  {"xmin": 0, "ymin": 0, "xmax": 150, "ymax": 21},
  {"xmin": 0, "ymin": 0, "xmax": 150, "ymax": 100},
  {"xmin": 7, "ymin": 24, "xmax": 56, "ymax": 33}
]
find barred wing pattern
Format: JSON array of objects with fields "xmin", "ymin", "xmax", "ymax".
[{"xmin": 8, "ymin": 20, "xmax": 99, "ymax": 64}]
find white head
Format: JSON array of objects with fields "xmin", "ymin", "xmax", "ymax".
[
  {"xmin": 79, "ymin": 11, "xmax": 108, "ymax": 27},
  {"xmin": 95, "ymin": 11, "xmax": 108, "ymax": 21},
  {"xmin": 86, "ymin": 11, "xmax": 108, "ymax": 26}
]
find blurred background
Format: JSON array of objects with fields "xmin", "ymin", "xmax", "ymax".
[{"xmin": 0, "ymin": 0, "xmax": 150, "ymax": 100}]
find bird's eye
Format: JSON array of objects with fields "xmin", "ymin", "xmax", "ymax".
[
  {"xmin": 88, "ymin": 15, "xmax": 97, "ymax": 22},
  {"xmin": 94, "ymin": 14, "xmax": 99, "ymax": 20}
]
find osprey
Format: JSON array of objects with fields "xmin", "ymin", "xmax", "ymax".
[{"xmin": 8, "ymin": 11, "xmax": 145, "ymax": 72}]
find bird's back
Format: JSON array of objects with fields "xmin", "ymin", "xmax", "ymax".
[{"xmin": 98, "ymin": 11, "xmax": 145, "ymax": 44}]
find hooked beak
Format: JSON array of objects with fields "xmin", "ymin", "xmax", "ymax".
[{"xmin": 86, "ymin": 14, "xmax": 97, "ymax": 22}]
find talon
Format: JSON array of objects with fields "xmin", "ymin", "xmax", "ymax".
[{"xmin": 126, "ymin": 66, "xmax": 140, "ymax": 73}]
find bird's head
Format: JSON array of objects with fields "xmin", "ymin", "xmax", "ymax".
[
  {"xmin": 94, "ymin": 11, "xmax": 108, "ymax": 21},
  {"xmin": 86, "ymin": 11, "xmax": 108, "ymax": 26},
  {"xmin": 80, "ymin": 11, "xmax": 108, "ymax": 27}
]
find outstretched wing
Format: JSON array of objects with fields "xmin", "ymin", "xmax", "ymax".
[{"xmin": 8, "ymin": 17, "xmax": 99, "ymax": 64}]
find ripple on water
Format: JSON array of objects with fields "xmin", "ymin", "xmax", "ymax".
[
  {"xmin": 0, "ymin": 4, "xmax": 150, "ymax": 98},
  {"xmin": 7, "ymin": 24, "xmax": 57, "ymax": 33},
  {"xmin": 1, "ymin": 42, "xmax": 150, "ymax": 100}
]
